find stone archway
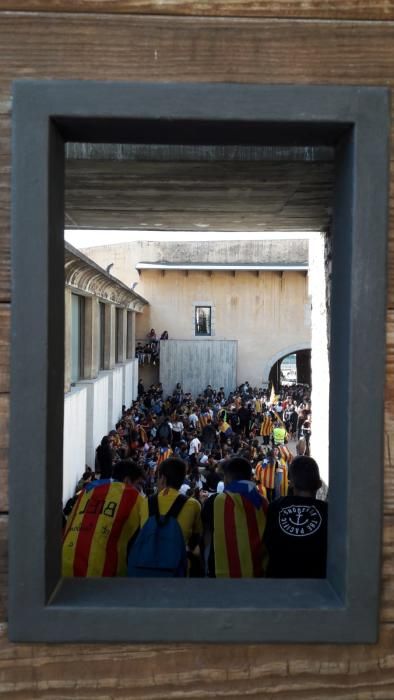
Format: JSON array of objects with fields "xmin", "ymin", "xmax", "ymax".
[{"xmin": 262, "ymin": 342, "xmax": 312, "ymax": 387}]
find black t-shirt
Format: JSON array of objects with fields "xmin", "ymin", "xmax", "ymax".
[
  {"xmin": 201, "ymin": 423, "xmax": 216, "ymax": 442},
  {"xmin": 264, "ymin": 496, "xmax": 327, "ymax": 578},
  {"xmin": 203, "ymin": 469, "xmax": 221, "ymax": 492}
]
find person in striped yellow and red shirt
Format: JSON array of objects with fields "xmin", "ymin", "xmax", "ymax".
[
  {"xmin": 201, "ymin": 457, "xmax": 268, "ymax": 577},
  {"xmin": 260, "ymin": 410, "xmax": 273, "ymax": 445},
  {"xmin": 260, "ymin": 447, "xmax": 289, "ymax": 502},
  {"xmin": 62, "ymin": 460, "xmax": 144, "ymax": 577},
  {"xmin": 254, "ymin": 456, "xmax": 268, "ymax": 500}
]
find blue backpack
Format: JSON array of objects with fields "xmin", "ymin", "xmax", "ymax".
[{"xmin": 128, "ymin": 494, "xmax": 188, "ymax": 577}]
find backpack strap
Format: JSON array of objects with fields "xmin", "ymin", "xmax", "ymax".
[
  {"xmin": 148, "ymin": 493, "xmax": 188, "ymax": 521},
  {"xmin": 148, "ymin": 494, "xmax": 160, "ymax": 518},
  {"xmin": 166, "ymin": 494, "xmax": 188, "ymax": 520}
]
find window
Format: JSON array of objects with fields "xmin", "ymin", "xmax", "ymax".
[
  {"xmin": 115, "ymin": 307, "xmax": 122, "ymax": 363},
  {"xmin": 9, "ymin": 81, "xmax": 389, "ymax": 643},
  {"xmin": 126, "ymin": 311, "xmax": 134, "ymax": 360},
  {"xmin": 98, "ymin": 301, "xmax": 105, "ymax": 371},
  {"xmin": 70, "ymin": 293, "xmax": 84, "ymax": 383},
  {"xmin": 195, "ymin": 306, "xmax": 211, "ymax": 336}
]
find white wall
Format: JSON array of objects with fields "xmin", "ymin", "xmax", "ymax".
[
  {"xmin": 309, "ymin": 234, "xmax": 330, "ymax": 486},
  {"xmin": 79, "ymin": 372, "xmax": 110, "ymax": 470},
  {"xmin": 133, "ymin": 358, "xmax": 139, "ymax": 401},
  {"xmin": 123, "ymin": 358, "xmax": 137, "ymax": 408},
  {"xmin": 63, "ymin": 364, "xmax": 138, "ymax": 504},
  {"xmin": 63, "ymin": 385, "xmax": 87, "ymax": 504},
  {"xmin": 108, "ymin": 365, "xmax": 124, "ymax": 430}
]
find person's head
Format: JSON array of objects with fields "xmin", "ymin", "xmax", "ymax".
[
  {"xmin": 289, "ymin": 456, "xmax": 322, "ymax": 495},
  {"xmin": 112, "ymin": 459, "xmax": 145, "ymax": 491},
  {"xmin": 158, "ymin": 457, "xmax": 186, "ymax": 490},
  {"xmin": 223, "ymin": 456, "xmax": 252, "ymax": 484}
]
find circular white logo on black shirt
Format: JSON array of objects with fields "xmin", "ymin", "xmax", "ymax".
[{"xmin": 279, "ymin": 505, "xmax": 322, "ymax": 537}]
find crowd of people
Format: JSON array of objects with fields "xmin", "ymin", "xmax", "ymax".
[
  {"xmin": 62, "ymin": 381, "xmax": 326, "ymax": 580},
  {"xmin": 135, "ymin": 328, "xmax": 169, "ymax": 365}
]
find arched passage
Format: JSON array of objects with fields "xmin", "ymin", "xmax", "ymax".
[{"xmin": 262, "ymin": 342, "xmax": 311, "ymax": 388}]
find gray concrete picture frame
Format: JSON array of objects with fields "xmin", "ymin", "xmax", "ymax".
[{"xmin": 9, "ymin": 81, "xmax": 390, "ymax": 643}]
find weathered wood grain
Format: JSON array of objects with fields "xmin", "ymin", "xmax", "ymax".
[
  {"xmin": 0, "ymin": 15, "xmax": 394, "ymax": 301},
  {"xmin": 0, "ymin": 8, "xmax": 394, "ymax": 698},
  {"xmin": 0, "ymin": 13, "xmax": 393, "ymax": 88},
  {"xmin": 1, "ymin": 0, "xmax": 394, "ymax": 21}
]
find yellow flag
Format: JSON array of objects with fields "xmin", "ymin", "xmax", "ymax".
[{"xmin": 269, "ymin": 384, "xmax": 276, "ymax": 405}]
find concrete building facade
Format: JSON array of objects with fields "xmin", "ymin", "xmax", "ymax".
[
  {"xmin": 63, "ymin": 243, "xmax": 148, "ymax": 502},
  {"xmin": 82, "ymin": 239, "xmax": 312, "ymax": 390}
]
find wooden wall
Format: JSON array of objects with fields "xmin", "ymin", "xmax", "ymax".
[{"xmin": 1, "ymin": 2, "xmax": 394, "ymax": 697}]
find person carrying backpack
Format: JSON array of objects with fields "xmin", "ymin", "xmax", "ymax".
[
  {"xmin": 128, "ymin": 457, "xmax": 202, "ymax": 577},
  {"xmin": 156, "ymin": 417, "xmax": 172, "ymax": 444}
]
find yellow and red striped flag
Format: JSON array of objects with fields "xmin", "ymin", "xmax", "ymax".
[
  {"xmin": 62, "ymin": 482, "xmax": 142, "ymax": 577},
  {"xmin": 213, "ymin": 492, "xmax": 267, "ymax": 577}
]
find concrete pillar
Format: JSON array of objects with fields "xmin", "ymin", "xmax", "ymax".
[{"xmin": 64, "ymin": 287, "xmax": 72, "ymax": 392}]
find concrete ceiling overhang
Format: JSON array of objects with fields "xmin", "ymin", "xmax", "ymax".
[{"xmin": 65, "ymin": 144, "xmax": 334, "ymax": 233}]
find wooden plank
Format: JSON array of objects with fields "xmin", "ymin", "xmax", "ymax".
[
  {"xmin": 1, "ymin": 0, "xmax": 394, "ymax": 21},
  {"xmin": 382, "ymin": 515, "xmax": 394, "ymax": 622},
  {"xmin": 1, "ymin": 15, "xmax": 394, "ymax": 300},
  {"xmin": 0, "ymin": 13, "xmax": 393, "ymax": 89}
]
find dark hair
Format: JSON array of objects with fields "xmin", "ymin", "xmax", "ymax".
[
  {"xmin": 223, "ymin": 456, "xmax": 252, "ymax": 481},
  {"xmin": 289, "ymin": 456, "xmax": 322, "ymax": 492},
  {"xmin": 158, "ymin": 457, "xmax": 186, "ymax": 490},
  {"xmin": 96, "ymin": 437, "xmax": 113, "ymax": 478},
  {"xmin": 112, "ymin": 459, "xmax": 144, "ymax": 483}
]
